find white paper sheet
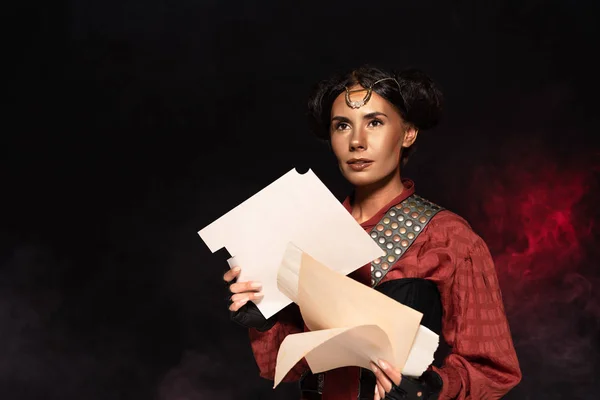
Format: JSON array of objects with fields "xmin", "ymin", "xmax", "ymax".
[{"xmin": 198, "ymin": 168, "xmax": 385, "ymax": 318}]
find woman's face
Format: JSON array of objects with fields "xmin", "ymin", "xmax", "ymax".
[{"xmin": 329, "ymin": 86, "xmax": 418, "ymax": 188}]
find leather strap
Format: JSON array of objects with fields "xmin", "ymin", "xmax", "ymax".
[{"xmin": 369, "ymin": 194, "xmax": 443, "ymax": 287}]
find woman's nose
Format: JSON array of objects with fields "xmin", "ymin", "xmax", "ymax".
[{"xmin": 349, "ymin": 128, "xmax": 367, "ymax": 151}]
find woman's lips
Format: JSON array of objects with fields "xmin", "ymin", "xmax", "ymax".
[{"xmin": 347, "ymin": 160, "xmax": 373, "ymax": 171}]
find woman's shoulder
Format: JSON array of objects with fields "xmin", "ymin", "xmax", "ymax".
[
  {"xmin": 429, "ymin": 209, "xmax": 472, "ymax": 230},
  {"xmin": 424, "ymin": 208, "xmax": 485, "ymax": 249}
]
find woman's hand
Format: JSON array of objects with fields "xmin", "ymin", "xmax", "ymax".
[
  {"xmin": 223, "ymin": 266, "xmax": 264, "ymax": 311},
  {"xmin": 224, "ymin": 266, "xmax": 276, "ymax": 332},
  {"xmin": 370, "ymin": 359, "xmax": 402, "ymax": 400}
]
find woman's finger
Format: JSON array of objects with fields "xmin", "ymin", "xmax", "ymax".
[
  {"xmin": 229, "ymin": 280, "xmax": 262, "ymax": 294},
  {"xmin": 376, "ymin": 381, "xmax": 386, "ymax": 399},
  {"xmin": 370, "ymin": 362, "xmax": 393, "ymax": 393},
  {"xmin": 223, "ymin": 266, "xmax": 241, "ymax": 283},
  {"xmin": 377, "ymin": 359, "xmax": 402, "ymax": 386},
  {"xmin": 230, "ymin": 292, "xmax": 264, "ymax": 303},
  {"xmin": 374, "ymin": 383, "xmax": 380, "ymax": 400},
  {"xmin": 228, "ymin": 297, "xmax": 249, "ymax": 312}
]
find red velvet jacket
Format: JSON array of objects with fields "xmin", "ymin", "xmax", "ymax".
[{"xmin": 248, "ymin": 180, "xmax": 522, "ymax": 399}]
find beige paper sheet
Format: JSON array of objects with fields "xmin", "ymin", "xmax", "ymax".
[
  {"xmin": 198, "ymin": 169, "xmax": 384, "ymax": 319},
  {"xmin": 275, "ymin": 325, "xmax": 394, "ymax": 385},
  {"xmin": 274, "ymin": 243, "xmax": 439, "ymax": 387}
]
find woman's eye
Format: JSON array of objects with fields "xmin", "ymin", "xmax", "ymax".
[
  {"xmin": 336, "ymin": 122, "xmax": 350, "ymax": 130},
  {"xmin": 369, "ymin": 119, "xmax": 383, "ymax": 127}
]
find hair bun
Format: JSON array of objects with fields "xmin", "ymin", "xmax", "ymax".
[{"xmin": 397, "ymin": 68, "xmax": 444, "ymax": 130}]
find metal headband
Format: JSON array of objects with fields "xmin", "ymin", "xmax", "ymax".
[{"xmin": 344, "ymin": 77, "xmax": 402, "ymax": 109}]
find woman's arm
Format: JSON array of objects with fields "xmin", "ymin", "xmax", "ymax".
[
  {"xmin": 248, "ymin": 303, "xmax": 309, "ymax": 381},
  {"xmin": 430, "ymin": 236, "xmax": 522, "ymax": 399},
  {"xmin": 224, "ymin": 266, "xmax": 309, "ymax": 382},
  {"xmin": 382, "ymin": 212, "xmax": 522, "ymax": 399}
]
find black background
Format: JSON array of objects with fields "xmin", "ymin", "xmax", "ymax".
[{"xmin": 3, "ymin": 1, "xmax": 600, "ymax": 399}]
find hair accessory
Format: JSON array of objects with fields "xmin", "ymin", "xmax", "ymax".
[{"xmin": 344, "ymin": 77, "xmax": 401, "ymax": 109}]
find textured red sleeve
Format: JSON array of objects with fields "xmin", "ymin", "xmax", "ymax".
[
  {"xmin": 383, "ymin": 212, "xmax": 522, "ymax": 399},
  {"xmin": 248, "ymin": 303, "xmax": 309, "ymax": 382},
  {"xmin": 432, "ymin": 232, "xmax": 522, "ymax": 399}
]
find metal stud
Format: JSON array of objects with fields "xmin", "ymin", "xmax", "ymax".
[{"xmin": 368, "ymin": 195, "xmax": 443, "ymax": 288}]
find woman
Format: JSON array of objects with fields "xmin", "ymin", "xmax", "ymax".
[{"xmin": 223, "ymin": 66, "xmax": 522, "ymax": 399}]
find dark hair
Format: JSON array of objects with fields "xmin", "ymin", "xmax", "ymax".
[{"xmin": 307, "ymin": 65, "xmax": 444, "ymax": 165}]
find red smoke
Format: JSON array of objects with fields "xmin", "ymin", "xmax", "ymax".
[
  {"xmin": 472, "ymin": 161, "xmax": 594, "ymax": 283},
  {"xmin": 466, "ymin": 152, "xmax": 599, "ymax": 397}
]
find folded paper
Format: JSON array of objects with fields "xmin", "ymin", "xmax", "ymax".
[{"xmin": 274, "ymin": 243, "xmax": 439, "ymax": 387}]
